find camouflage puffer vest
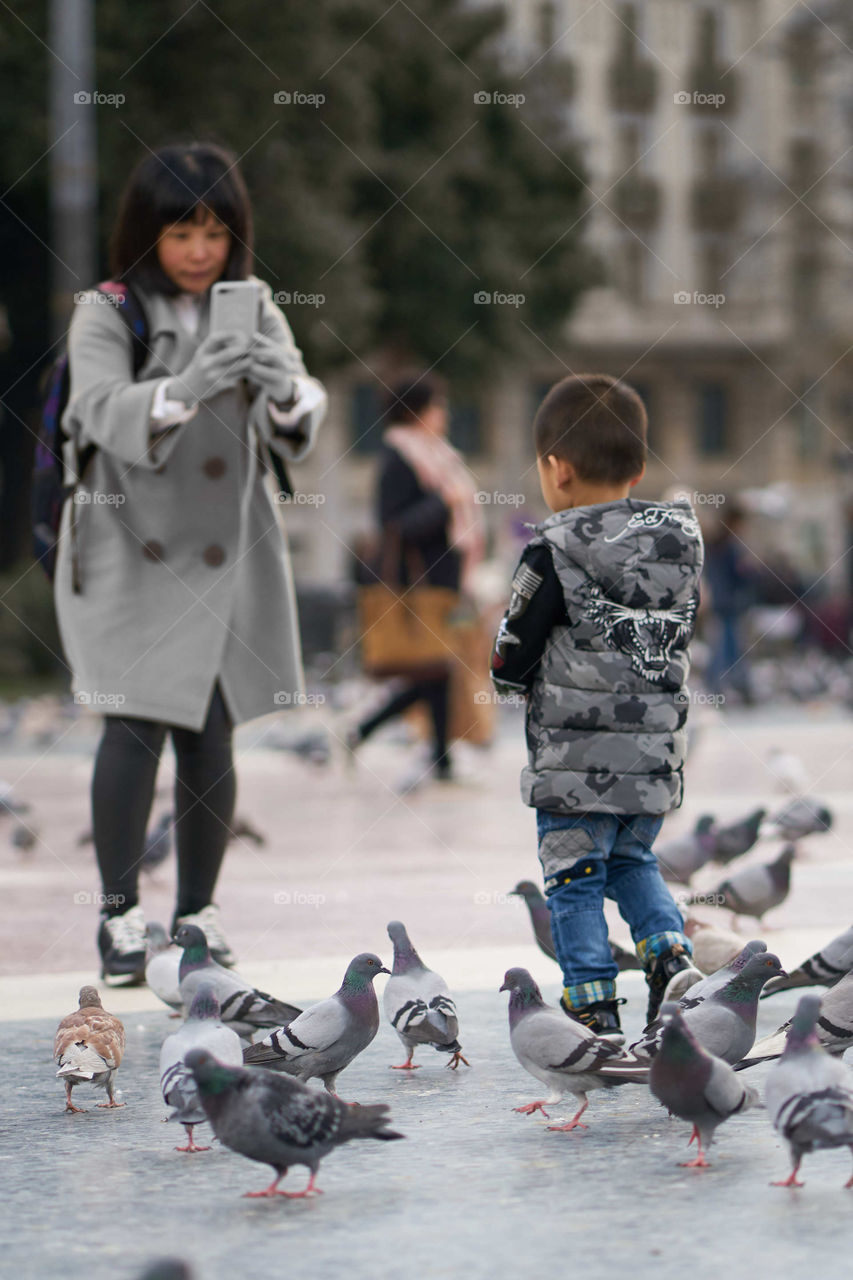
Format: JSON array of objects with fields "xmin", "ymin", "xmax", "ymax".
[{"xmin": 521, "ymin": 498, "xmax": 704, "ymax": 816}]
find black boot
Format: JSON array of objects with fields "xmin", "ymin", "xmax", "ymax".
[
  {"xmin": 645, "ymin": 943, "xmax": 696, "ymax": 1024},
  {"xmin": 560, "ymin": 996, "xmax": 626, "ymax": 1043}
]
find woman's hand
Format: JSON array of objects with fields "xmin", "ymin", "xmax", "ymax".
[
  {"xmin": 246, "ymin": 332, "xmax": 297, "ymax": 405},
  {"xmin": 167, "ymin": 332, "xmax": 252, "ymax": 406}
]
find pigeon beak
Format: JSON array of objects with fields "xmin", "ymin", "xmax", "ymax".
[
  {"xmin": 379, "ymin": 966, "xmax": 391, "ymax": 975},
  {"xmin": 499, "ymin": 981, "xmax": 509, "ymax": 992}
]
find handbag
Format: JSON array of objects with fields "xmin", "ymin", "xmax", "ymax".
[{"xmin": 357, "ymin": 534, "xmax": 459, "ymax": 678}]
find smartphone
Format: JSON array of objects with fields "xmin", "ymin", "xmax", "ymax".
[{"xmin": 210, "ymin": 281, "xmax": 260, "ymax": 337}]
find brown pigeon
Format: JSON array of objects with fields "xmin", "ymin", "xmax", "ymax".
[{"xmin": 54, "ymin": 986, "xmax": 126, "ymax": 1113}]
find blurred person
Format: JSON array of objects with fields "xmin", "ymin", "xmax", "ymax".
[
  {"xmin": 703, "ymin": 505, "xmax": 754, "ymax": 695},
  {"xmin": 350, "ymin": 372, "xmax": 484, "ymax": 788},
  {"xmin": 490, "ymin": 374, "xmax": 702, "ymax": 1040},
  {"xmin": 55, "ymin": 142, "xmax": 327, "ymax": 981}
]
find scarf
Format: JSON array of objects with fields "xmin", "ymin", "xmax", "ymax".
[{"xmin": 383, "ymin": 424, "xmax": 485, "ymax": 588}]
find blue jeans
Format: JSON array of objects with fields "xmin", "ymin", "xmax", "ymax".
[{"xmin": 536, "ymin": 809, "xmax": 689, "ymax": 1007}]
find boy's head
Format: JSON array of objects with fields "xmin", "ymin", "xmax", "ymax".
[{"xmin": 533, "ymin": 373, "xmax": 647, "ymax": 512}]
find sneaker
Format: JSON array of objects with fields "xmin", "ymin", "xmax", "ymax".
[
  {"xmin": 560, "ymin": 996, "xmax": 626, "ymax": 1044},
  {"xmin": 173, "ymin": 903, "xmax": 236, "ymax": 967},
  {"xmin": 645, "ymin": 943, "xmax": 701, "ymax": 1024},
  {"xmin": 98, "ymin": 904, "xmax": 147, "ymax": 984}
]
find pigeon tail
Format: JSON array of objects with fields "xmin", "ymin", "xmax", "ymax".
[{"xmin": 338, "ymin": 1102, "xmax": 404, "ymax": 1143}]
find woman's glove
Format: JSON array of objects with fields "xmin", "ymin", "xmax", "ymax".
[
  {"xmin": 165, "ymin": 332, "xmax": 253, "ymax": 406},
  {"xmin": 246, "ymin": 332, "xmax": 297, "ymax": 405}
]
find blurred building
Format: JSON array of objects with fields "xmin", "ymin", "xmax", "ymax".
[{"xmin": 289, "ymin": 0, "xmax": 853, "ymax": 594}]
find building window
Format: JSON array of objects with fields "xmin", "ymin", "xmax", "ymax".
[
  {"xmin": 621, "ymin": 237, "xmax": 646, "ymax": 303},
  {"xmin": 538, "ymin": 0, "xmax": 558, "ymax": 48},
  {"xmin": 699, "ymin": 238, "xmax": 728, "ymax": 296},
  {"xmin": 697, "ymin": 381, "xmax": 729, "ymax": 455},
  {"xmin": 350, "ymin": 383, "xmax": 386, "ymax": 454}
]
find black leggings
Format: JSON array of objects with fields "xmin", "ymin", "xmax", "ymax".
[
  {"xmin": 357, "ymin": 672, "xmax": 450, "ymax": 769},
  {"xmin": 91, "ymin": 683, "xmax": 235, "ymax": 920}
]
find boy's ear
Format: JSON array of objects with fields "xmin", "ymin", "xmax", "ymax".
[
  {"xmin": 548, "ymin": 454, "xmax": 576, "ymax": 489},
  {"xmin": 628, "ymin": 464, "xmax": 646, "ymax": 488}
]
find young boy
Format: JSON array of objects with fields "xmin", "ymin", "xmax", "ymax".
[{"xmin": 491, "ymin": 373, "xmax": 703, "ymax": 1041}]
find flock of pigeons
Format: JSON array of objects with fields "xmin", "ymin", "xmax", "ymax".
[{"xmin": 52, "ymin": 891, "xmax": 853, "ymax": 1194}]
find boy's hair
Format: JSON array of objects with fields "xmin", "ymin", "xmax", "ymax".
[
  {"xmin": 533, "ymin": 373, "xmax": 647, "ymax": 483},
  {"xmin": 110, "ymin": 141, "xmax": 253, "ymax": 296}
]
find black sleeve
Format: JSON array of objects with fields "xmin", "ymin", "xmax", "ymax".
[
  {"xmin": 490, "ymin": 543, "xmax": 567, "ymax": 694},
  {"xmin": 378, "ymin": 448, "xmax": 449, "ymax": 541}
]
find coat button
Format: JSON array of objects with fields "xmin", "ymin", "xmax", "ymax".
[
  {"xmin": 203, "ymin": 544, "xmax": 225, "ymax": 567},
  {"xmin": 203, "ymin": 456, "xmax": 226, "ymax": 479},
  {"xmin": 142, "ymin": 540, "xmax": 165, "ymax": 562}
]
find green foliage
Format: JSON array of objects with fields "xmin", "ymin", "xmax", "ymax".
[{"xmin": 1, "ymin": 0, "xmax": 594, "ymax": 384}]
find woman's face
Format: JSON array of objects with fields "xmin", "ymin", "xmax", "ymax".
[
  {"xmin": 156, "ymin": 207, "xmax": 231, "ymax": 294},
  {"xmin": 420, "ymin": 397, "xmax": 449, "ymax": 436}
]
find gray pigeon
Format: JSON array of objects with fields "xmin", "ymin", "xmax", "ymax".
[
  {"xmin": 159, "ymin": 984, "xmax": 243, "ymax": 1152},
  {"xmin": 655, "ymin": 815, "xmax": 716, "ymax": 885},
  {"xmin": 500, "ymin": 968, "xmax": 646, "ymax": 1130},
  {"xmin": 765, "ymin": 797, "xmax": 833, "ymax": 842},
  {"xmin": 175, "ymin": 924, "xmax": 301, "ymax": 1038},
  {"xmin": 384, "ymin": 921, "xmax": 468, "ymax": 1069},
  {"xmin": 10, "ymin": 821, "xmax": 37, "ymax": 852},
  {"xmin": 629, "ymin": 949, "xmax": 784, "ymax": 1065},
  {"xmin": 141, "ymin": 811, "xmax": 173, "ymax": 874},
  {"xmin": 738, "ymin": 970, "xmax": 853, "ymax": 1068},
  {"xmin": 686, "ymin": 844, "xmax": 796, "ymax": 922},
  {"xmin": 509, "ymin": 881, "xmax": 641, "ymax": 971},
  {"xmin": 706, "ymin": 807, "xmax": 766, "ymax": 864},
  {"xmin": 145, "ymin": 923, "xmax": 183, "ymax": 1012},
  {"xmin": 762, "ymin": 924, "xmax": 853, "ymax": 998},
  {"xmin": 184, "ymin": 1048, "xmax": 403, "ymax": 1197},
  {"xmin": 766, "ymin": 994, "xmax": 853, "ymax": 1187},
  {"xmin": 242, "ymin": 953, "xmax": 389, "ymax": 1094},
  {"xmin": 649, "ymin": 1002, "xmax": 759, "ymax": 1167},
  {"xmin": 630, "ymin": 940, "xmax": 768, "ymax": 1060}
]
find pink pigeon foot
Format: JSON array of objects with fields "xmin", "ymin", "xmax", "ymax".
[
  {"xmin": 446, "ymin": 1051, "xmax": 470, "ymax": 1069},
  {"xmin": 390, "ymin": 1059, "xmax": 420, "ymax": 1070},
  {"xmin": 280, "ymin": 1174, "xmax": 323, "ymax": 1199},
  {"xmin": 513, "ymin": 1100, "xmax": 550, "ymax": 1118},
  {"xmin": 97, "ymin": 1100, "xmax": 126, "ymax": 1108},
  {"xmin": 546, "ymin": 1119, "xmax": 589, "ymax": 1132},
  {"xmin": 176, "ymin": 1125, "xmax": 210, "ymax": 1153},
  {"xmin": 772, "ymin": 1170, "xmax": 805, "ymax": 1188}
]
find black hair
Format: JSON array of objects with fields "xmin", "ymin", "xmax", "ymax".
[
  {"xmin": 382, "ymin": 370, "xmax": 448, "ymax": 427},
  {"xmin": 533, "ymin": 373, "xmax": 647, "ymax": 484},
  {"xmin": 109, "ymin": 141, "xmax": 253, "ymax": 295}
]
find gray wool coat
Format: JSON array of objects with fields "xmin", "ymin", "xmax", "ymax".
[{"xmin": 54, "ymin": 277, "xmax": 327, "ymax": 731}]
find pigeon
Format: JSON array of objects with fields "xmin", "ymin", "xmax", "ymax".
[
  {"xmin": 159, "ymin": 984, "xmax": 243, "ymax": 1152},
  {"xmin": 762, "ymin": 924, "xmax": 853, "ymax": 998},
  {"xmin": 383, "ymin": 921, "xmax": 468, "ymax": 1069},
  {"xmin": 509, "ymin": 881, "xmax": 641, "ymax": 971},
  {"xmin": 10, "ymin": 821, "xmax": 37, "ymax": 852},
  {"xmin": 499, "ymin": 968, "xmax": 646, "ymax": 1130},
  {"xmin": 141, "ymin": 811, "xmax": 173, "ymax": 874},
  {"xmin": 738, "ymin": 970, "xmax": 853, "ymax": 1068},
  {"xmin": 649, "ymin": 1003, "xmax": 759, "ymax": 1168},
  {"xmin": 654, "ymin": 815, "xmax": 716, "ymax": 885},
  {"xmin": 54, "ymin": 986, "xmax": 126, "ymax": 1112},
  {"xmin": 243, "ymin": 953, "xmax": 389, "ymax": 1093},
  {"xmin": 706, "ymin": 807, "xmax": 766, "ymax": 865},
  {"xmin": 145, "ymin": 923, "xmax": 183, "ymax": 1012},
  {"xmin": 227, "ymin": 815, "xmax": 267, "ymax": 847},
  {"xmin": 766, "ymin": 994, "xmax": 853, "ymax": 1187},
  {"xmin": 684, "ymin": 917, "xmax": 747, "ymax": 975},
  {"xmin": 175, "ymin": 924, "xmax": 301, "ymax": 1038},
  {"xmin": 136, "ymin": 1263, "xmax": 193, "ymax": 1280},
  {"xmin": 0, "ymin": 778, "xmax": 29, "ymax": 816},
  {"xmin": 184, "ymin": 1048, "xmax": 403, "ymax": 1197},
  {"xmin": 629, "ymin": 940, "xmax": 768, "ymax": 1061},
  {"xmin": 686, "ymin": 844, "xmax": 796, "ymax": 923},
  {"xmin": 764, "ymin": 797, "xmax": 833, "ymax": 842},
  {"xmin": 629, "ymin": 950, "xmax": 784, "ymax": 1065}
]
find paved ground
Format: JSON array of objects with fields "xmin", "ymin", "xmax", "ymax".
[
  {"xmin": 2, "ymin": 980, "xmax": 851, "ymax": 1280},
  {"xmin": 2, "ymin": 700, "xmax": 853, "ymax": 1278}
]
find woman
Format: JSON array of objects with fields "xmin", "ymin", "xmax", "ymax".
[
  {"xmin": 351, "ymin": 372, "xmax": 484, "ymax": 787},
  {"xmin": 56, "ymin": 141, "xmax": 327, "ymax": 981}
]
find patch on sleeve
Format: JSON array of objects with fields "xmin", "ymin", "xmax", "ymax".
[{"xmin": 507, "ymin": 563, "xmax": 545, "ymax": 620}]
